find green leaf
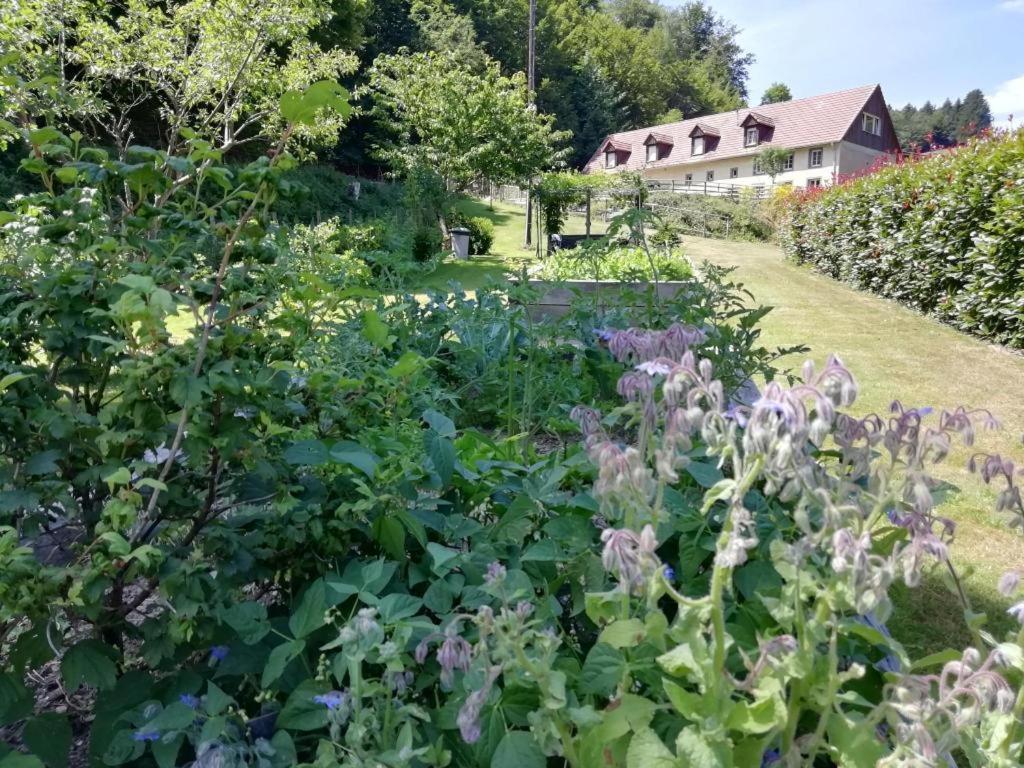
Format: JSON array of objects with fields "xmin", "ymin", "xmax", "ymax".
[
  {"xmin": 151, "ymin": 735, "xmax": 183, "ymax": 768},
  {"xmin": 168, "ymin": 375, "xmax": 208, "ymax": 407},
  {"xmin": 627, "ymin": 728, "xmax": 676, "ymax": 768},
  {"xmin": 521, "ymin": 539, "xmax": 562, "ymax": 562},
  {"xmin": 725, "ymin": 696, "xmax": 784, "ymax": 735},
  {"xmin": 387, "ymin": 350, "xmax": 424, "ymax": 378},
  {"xmin": 424, "ymin": 429, "xmax": 455, "ymax": 486},
  {"xmin": 372, "ymin": 515, "xmax": 405, "ymax": 559},
  {"xmin": 423, "ymin": 578, "xmax": 455, "ymax": 614},
  {"xmin": 361, "ymin": 310, "xmax": 391, "ymax": 348},
  {"xmin": 0, "ymin": 373, "xmax": 29, "ymax": 392},
  {"xmin": 0, "ymin": 672, "xmax": 33, "ymax": 726},
  {"xmin": 685, "ymin": 460, "xmax": 723, "ymax": 488},
  {"xmin": 261, "ymin": 640, "xmax": 305, "ymax": 688},
  {"xmin": 220, "ymin": 602, "xmax": 270, "ymax": 645},
  {"xmin": 284, "ymin": 439, "xmax": 328, "ymax": 466},
  {"xmin": 329, "ymin": 441, "xmax": 379, "ymax": 477},
  {"xmin": 909, "ymin": 648, "xmax": 963, "ymax": 671},
  {"xmin": 491, "ymin": 731, "xmax": 545, "ymax": 768},
  {"xmin": 62, "ymin": 640, "xmax": 117, "ymax": 691},
  {"xmin": 205, "ymin": 681, "xmax": 232, "ymax": 716},
  {"xmin": 377, "ymin": 593, "xmax": 423, "ymax": 623},
  {"xmin": 826, "ymin": 712, "xmax": 886, "ymax": 768},
  {"xmin": 277, "ymin": 680, "xmax": 331, "ymax": 731},
  {"xmin": 24, "ymin": 450, "xmax": 60, "ymax": 476},
  {"xmin": 662, "ymin": 679, "xmax": 707, "ymax": 720},
  {"xmin": 579, "ymin": 643, "xmax": 625, "ymax": 695},
  {"xmin": 144, "ymin": 701, "xmax": 196, "ymax": 731},
  {"xmin": 23, "ymin": 713, "xmax": 72, "ymax": 768},
  {"xmin": 289, "ymin": 580, "xmax": 328, "ymax": 639},
  {"xmin": 0, "ymin": 755, "xmax": 45, "ymax": 768},
  {"xmin": 422, "ymin": 408, "xmax": 455, "ymax": 437},
  {"xmin": 598, "ymin": 619, "xmax": 646, "ymax": 649},
  {"xmin": 28, "ymin": 127, "xmax": 62, "ymax": 146},
  {"xmin": 426, "ymin": 543, "xmax": 459, "ymax": 575},
  {"xmin": 675, "ymin": 727, "xmax": 730, "ymax": 768},
  {"xmin": 101, "ymin": 467, "xmax": 132, "ymax": 487}
]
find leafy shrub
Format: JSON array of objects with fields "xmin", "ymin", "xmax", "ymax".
[
  {"xmin": 411, "ymin": 226, "xmax": 442, "ymax": 262},
  {"xmin": 284, "ymin": 218, "xmax": 373, "ymax": 288},
  {"xmin": 782, "ymin": 130, "xmax": 1024, "ymax": 347},
  {"xmin": 449, "ymin": 213, "xmax": 494, "ymax": 254},
  {"xmin": 533, "ymin": 243, "xmax": 692, "ymax": 282}
]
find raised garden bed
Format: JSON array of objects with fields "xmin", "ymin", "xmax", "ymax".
[{"xmin": 524, "ymin": 278, "xmax": 690, "ymax": 319}]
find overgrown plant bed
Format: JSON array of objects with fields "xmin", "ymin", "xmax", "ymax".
[{"xmin": 523, "ymin": 278, "xmax": 692, "ymax": 319}]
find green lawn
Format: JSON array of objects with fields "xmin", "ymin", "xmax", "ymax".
[
  {"xmin": 468, "ymin": 198, "xmax": 1024, "ymax": 655},
  {"xmin": 419, "ymin": 198, "xmax": 607, "ymax": 291}
]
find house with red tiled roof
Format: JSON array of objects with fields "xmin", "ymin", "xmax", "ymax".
[{"xmin": 583, "ymin": 84, "xmax": 900, "ymax": 191}]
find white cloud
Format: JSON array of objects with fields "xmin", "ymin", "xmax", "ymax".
[
  {"xmin": 989, "ymin": 74, "xmax": 1024, "ymax": 126},
  {"xmin": 998, "ymin": 0, "xmax": 1024, "ymax": 11}
]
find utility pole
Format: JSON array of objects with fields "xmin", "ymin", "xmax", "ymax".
[{"xmin": 523, "ymin": 0, "xmax": 536, "ymax": 248}]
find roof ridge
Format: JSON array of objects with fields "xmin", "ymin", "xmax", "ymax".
[{"xmin": 606, "ymin": 84, "xmax": 880, "ymax": 138}]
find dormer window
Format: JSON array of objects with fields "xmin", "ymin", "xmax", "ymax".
[
  {"xmin": 642, "ymin": 132, "xmax": 673, "ymax": 163},
  {"xmin": 862, "ymin": 112, "xmax": 881, "ymax": 136},
  {"xmin": 740, "ymin": 112, "xmax": 774, "ymax": 147},
  {"xmin": 605, "ymin": 150, "xmax": 617, "ymax": 169},
  {"xmin": 688, "ymin": 123, "xmax": 718, "ymax": 156}
]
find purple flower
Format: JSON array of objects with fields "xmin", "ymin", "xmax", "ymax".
[
  {"xmin": 594, "ymin": 328, "xmax": 615, "ymax": 342},
  {"xmin": 761, "ymin": 748, "xmax": 781, "ymax": 766},
  {"xmin": 437, "ymin": 631, "xmax": 473, "ymax": 689},
  {"xmin": 663, "ymin": 566, "xmax": 675, "ymax": 582},
  {"xmin": 484, "ymin": 561, "xmax": 506, "ymax": 584},
  {"xmin": 724, "ymin": 403, "xmax": 749, "ymax": 428},
  {"xmin": 209, "ymin": 645, "xmax": 229, "ymax": 662},
  {"xmin": 1007, "ymin": 602, "xmax": 1024, "ymax": 625},
  {"xmin": 133, "ymin": 731, "xmax": 160, "ymax": 742},
  {"xmin": 313, "ymin": 691, "xmax": 347, "ymax": 710},
  {"xmin": 179, "ymin": 694, "xmax": 200, "ymax": 709}
]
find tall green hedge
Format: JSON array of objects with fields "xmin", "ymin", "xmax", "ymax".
[{"xmin": 782, "ymin": 131, "xmax": 1024, "ymax": 347}]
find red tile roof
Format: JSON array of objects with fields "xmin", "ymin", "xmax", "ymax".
[
  {"xmin": 645, "ymin": 131, "xmax": 674, "ymax": 145},
  {"xmin": 584, "ymin": 84, "xmax": 882, "ymax": 173}
]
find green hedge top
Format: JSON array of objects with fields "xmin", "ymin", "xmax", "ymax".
[{"xmin": 782, "ymin": 130, "xmax": 1024, "ymax": 347}]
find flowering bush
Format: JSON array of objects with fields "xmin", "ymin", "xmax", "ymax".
[{"xmin": 782, "ymin": 130, "xmax": 1024, "ymax": 347}]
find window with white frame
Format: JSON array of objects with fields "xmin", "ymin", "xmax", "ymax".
[
  {"xmin": 729, "ymin": 167, "xmax": 739, "ymax": 178},
  {"xmin": 692, "ymin": 135, "xmax": 705, "ymax": 155},
  {"xmin": 745, "ymin": 126, "xmax": 759, "ymax": 147},
  {"xmin": 706, "ymin": 170, "xmax": 714, "ymax": 182},
  {"xmin": 809, "ymin": 147, "xmax": 823, "ymax": 168},
  {"xmin": 862, "ymin": 112, "xmax": 881, "ymax": 136},
  {"xmin": 806, "ymin": 178, "xmax": 822, "ymax": 189},
  {"xmin": 684, "ymin": 173, "xmax": 693, "ymax": 184},
  {"xmin": 646, "ymin": 143, "xmax": 658, "ymax": 162},
  {"xmin": 782, "ymin": 153, "xmax": 794, "ymax": 171},
  {"xmin": 752, "ymin": 158, "xmax": 763, "ymax": 175},
  {"xmin": 605, "ymin": 150, "xmax": 617, "ymax": 169}
]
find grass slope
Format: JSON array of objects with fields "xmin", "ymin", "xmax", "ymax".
[{"xmin": 473, "ymin": 198, "xmax": 1024, "ymax": 655}]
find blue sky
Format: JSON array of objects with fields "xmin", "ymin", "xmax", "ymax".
[{"xmin": 693, "ymin": 0, "xmax": 1024, "ymax": 126}]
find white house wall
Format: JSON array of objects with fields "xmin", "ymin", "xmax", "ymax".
[
  {"xmin": 635, "ymin": 143, "xmax": 840, "ymax": 189},
  {"xmin": 836, "ymin": 141, "xmax": 888, "ymax": 177}
]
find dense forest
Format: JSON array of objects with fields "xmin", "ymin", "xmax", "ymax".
[
  {"xmin": 340, "ymin": 0, "xmax": 756, "ymax": 168},
  {"xmin": 1, "ymin": 0, "xmax": 755, "ymax": 173},
  {"xmin": 889, "ymin": 89, "xmax": 993, "ymax": 153}
]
